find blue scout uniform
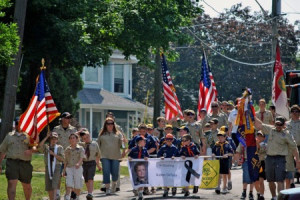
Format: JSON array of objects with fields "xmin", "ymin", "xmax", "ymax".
[
  {"xmin": 179, "ymin": 142, "xmax": 200, "ymax": 157},
  {"xmin": 128, "ymin": 135, "xmax": 139, "ymax": 149},
  {"xmin": 175, "ymin": 138, "xmax": 183, "ymax": 151},
  {"xmin": 212, "ymin": 141, "xmax": 233, "ymax": 174},
  {"xmin": 128, "ymin": 146, "xmax": 149, "ymax": 159},
  {"xmin": 159, "ymin": 136, "xmax": 178, "ymax": 148},
  {"xmin": 129, "ymin": 133, "xmax": 156, "ymax": 150},
  {"xmin": 226, "ymin": 136, "xmax": 236, "ymax": 152},
  {"xmin": 157, "ymin": 144, "xmax": 179, "ymax": 158}
]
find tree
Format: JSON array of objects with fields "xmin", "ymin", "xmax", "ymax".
[{"xmin": 114, "ymin": 0, "xmax": 203, "ymax": 125}]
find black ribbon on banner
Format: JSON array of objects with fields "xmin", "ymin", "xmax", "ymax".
[{"xmin": 184, "ymin": 160, "xmax": 200, "ymax": 183}]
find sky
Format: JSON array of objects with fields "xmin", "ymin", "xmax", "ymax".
[{"xmin": 200, "ymin": 0, "xmax": 300, "ymax": 26}]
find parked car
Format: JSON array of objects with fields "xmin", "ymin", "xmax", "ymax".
[{"xmin": 278, "ymin": 188, "xmax": 300, "ymax": 200}]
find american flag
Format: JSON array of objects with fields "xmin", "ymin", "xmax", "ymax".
[
  {"xmin": 19, "ymin": 68, "xmax": 60, "ymax": 144},
  {"xmin": 161, "ymin": 54, "xmax": 183, "ymax": 120},
  {"xmin": 198, "ymin": 52, "xmax": 218, "ymax": 116}
]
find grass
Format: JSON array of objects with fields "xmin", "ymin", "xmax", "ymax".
[{"xmin": 0, "ymin": 154, "xmax": 129, "ymax": 200}]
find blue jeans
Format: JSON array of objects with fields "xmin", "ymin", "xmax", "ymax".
[{"xmin": 101, "ymin": 158, "xmax": 120, "ymax": 184}]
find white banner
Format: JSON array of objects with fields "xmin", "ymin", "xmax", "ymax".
[{"xmin": 128, "ymin": 157, "xmax": 204, "ymax": 189}]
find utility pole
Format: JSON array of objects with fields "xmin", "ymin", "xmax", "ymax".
[
  {"xmin": 0, "ymin": 0, "xmax": 28, "ymax": 143},
  {"xmin": 271, "ymin": 0, "xmax": 281, "ymax": 60}
]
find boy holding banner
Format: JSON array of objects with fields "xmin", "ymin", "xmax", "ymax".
[
  {"xmin": 179, "ymin": 134, "xmax": 201, "ymax": 196},
  {"xmin": 157, "ymin": 133, "xmax": 179, "ymax": 197}
]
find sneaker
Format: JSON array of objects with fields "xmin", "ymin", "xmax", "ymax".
[
  {"xmin": 143, "ymin": 187, "xmax": 150, "ymax": 195},
  {"xmin": 240, "ymin": 191, "xmax": 246, "ymax": 199},
  {"xmin": 86, "ymin": 194, "xmax": 93, "ymax": 200},
  {"xmin": 100, "ymin": 187, "xmax": 106, "ymax": 192},
  {"xmin": 249, "ymin": 192, "xmax": 254, "ymax": 200},
  {"xmin": 163, "ymin": 189, "xmax": 169, "ymax": 197},
  {"xmin": 258, "ymin": 196, "xmax": 265, "ymax": 200},
  {"xmin": 116, "ymin": 187, "xmax": 120, "ymax": 192},
  {"xmin": 70, "ymin": 192, "xmax": 77, "ymax": 199},
  {"xmin": 106, "ymin": 188, "xmax": 111, "ymax": 195},
  {"xmin": 270, "ymin": 198, "xmax": 277, "ymax": 200},
  {"xmin": 227, "ymin": 181, "xmax": 232, "ymax": 190},
  {"xmin": 111, "ymin": 183, "xmax": 117, "ymax": 194},
  {"xmin": 221, "ymin": 188, "xmax": 228, "ymax": 194},
  {"xmin": 193, "ymin": 186, "xmax": 199, "ymax": 193},
  {"xmin": 181, "ymin": 188, "xmax": 185, "ymax": 194},
  {"xmin": 184, "ymin": 190, "xmax": 190, "ymax": 197},
  {"xmin": 215, "ymin": 187, "xmax": 220, "ymax": 194},
  {"xmin": 151, "ymin": 187, "xmax": 156, "ymax": 194},
  {"xmin": 56, "ymin": 194, "xmax": 60, "ymax": 200},
  {"xmin": 133, "ymin": 189, "xmax": 138, "ymax": 196},
  {"xmin": 138, "ymin": 192, "xmax": 143, "ymax": 200},
  {"xmin": 291, "ymin": 183, "xmax": 295, "ymax": 188},
  {"xmin": 172, "ymin": 187, "xmax": 177, "ymax": 196},
  {"xmin": 156, "ymin": 187, "xmax": 162, "ymax": 191}
]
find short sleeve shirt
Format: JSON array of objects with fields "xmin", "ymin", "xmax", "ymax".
[
  {"xmin": 228, "ymin": 109, "xmax": 238, "ymax": 133},
  {"xmin": 53, "ymin": 124, "xmax": 77, "ymax": 149},
  {"xmin": 185, "ymin": 121, "xmax": 204, "ymax": 145},
  {"xmin": 286, "ymin": 119, "xmax": 300, "ymax": 146},
  {"xmin": 39, "ymin": 144, "xmax": 64, "ymax": 166},
  {"xmin": 79, "ymin": 141, "xmax": 101, "ymax": 162},
  {"xmin": 64, "ymin": 145, "xmax": 85, "ymax": 167},
  {"xmin": 208, "ymin": 113, "xmax": 228, "ymax": 128}
]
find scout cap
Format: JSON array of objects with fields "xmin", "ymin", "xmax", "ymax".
[
  {"xmin": 165, "ymin": 133, "xmax": 174, "ymax": 139},
  {"xmin": 78, "ymin": 128, "xmax": 89, "ymax": 136},
  {"xmin": 69, "ymin": 132, "xmax": 79, "ymax": 139},
  {"xmin": 61, "ymin": 112, "xmax": 72, "ymax": 118},
  {"xmin": 217, "ymin": 131, "xmax": 226, "ymax": 136},
  {"xmin": 200, "ymin": 108, "xmax": 207, "ymax": 113},
  {"xmin": 220, "ymin": 126, "xmax": 228, "ymax": 132},
  {"xmin": 291, "ymin": 105, "xmax": 300, "ymax": 112},
  {"xmin": 209, "ymin": 118, "xmax": 219, "ymax": 124},
  {"xmin": 146, "ymin": 124, "xmax": 154, "ymax": 129},
  {"xmin": 256, "ymin": 130, "xmax": 265, "ymax": 137},
  {"xmin": 275, "ymin": 116, "xmax": 285, "ymax": 126},
  {"xmin": 138, "ymin": 123, "xmax": 147, "ymax": 129},
  {"xmin": 50, "ymin": 132, "xmax": 58, "ymax": 138},
  {"xmin": 135, "ymin": 135, "xmax": 146, "ymax": 143},
  {"xmin": 165, "ymin": 124, "xmax": 173, "ymax": 129},
  {"xmin": 132, "ymin": 128, "xmax": 139, "ymax": 132},
  {"xmin": 204, "ymin": 123, "xmax": 211, "ymax": 127},
  {"xmin": 177, "ymin": 126, "xmax": 189, "ymax": 132},
  {"xmin": 187, "ymin": 110, "xmax": 195, "ymax": 115}
]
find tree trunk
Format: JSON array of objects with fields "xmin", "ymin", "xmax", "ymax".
[
  {"xmin": 0, "ymin": 0, "xmax": 28, "ymax": 143},
  {"xmin": 153, "ymin": 50, "xmax": 162, "ymax": 127}
]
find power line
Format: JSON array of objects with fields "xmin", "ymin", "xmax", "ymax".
[
  {"xmin": 186, "ymin": 28, "xmax": 275, "ymax": 66},
  {"xmin": 202, "ymin": 0, "xmax": 222, "ymax": 15}
]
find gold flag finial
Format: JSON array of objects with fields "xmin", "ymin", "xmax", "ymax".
[{"xmin": 40, "ymin": 58, "xmax": 46, "ymax": 70}]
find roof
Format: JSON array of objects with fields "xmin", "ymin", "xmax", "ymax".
[{"xmin": 77, "ymin": 88, "xmax": 153, "ymax": 113}]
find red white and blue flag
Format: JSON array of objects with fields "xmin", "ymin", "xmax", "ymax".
[
  {"xmin": 198, "ymin": 52, "xmax": 218, "ymax": 117},
  {"xmin": 161, "ymin": 53, "xmax": 183, "ymax": 120},
  {"xmin": 19, "ymin": 68, "xmax": 60, "ymax": 144}
]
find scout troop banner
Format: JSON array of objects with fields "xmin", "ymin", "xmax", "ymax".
[
  {"xmin": 128, "ymin": 158, "xmax": 204, "ymax": 189},
  {"xmin": 200, "ymin": 160, "xmax": 220, "ymax": 189}
]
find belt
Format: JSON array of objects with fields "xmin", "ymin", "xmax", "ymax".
[
  {"xmin": 83, "ymin": 160, "xmax": 96, "ymax": 164},
  {"xmin": 7, "ymin": 158, "xmax": 30, "ymax": 163}
]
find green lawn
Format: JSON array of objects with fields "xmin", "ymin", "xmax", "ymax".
[{"xmin": 0, "ymin": 154, "xmax": 128, "ymax": 200}]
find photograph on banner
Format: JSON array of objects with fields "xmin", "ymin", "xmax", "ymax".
[
  {"xmin": 128, "ymin": 161, "xmax": 149, "ymax": 187},
  {"xmin": 128, "ymin": 158, "xmax": 204, "ymax": 189}
]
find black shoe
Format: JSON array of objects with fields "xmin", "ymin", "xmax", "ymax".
[
  {"xmin": 156, "ymin": 187, "xmax": 162, "ymax": 191},
  {"xmin": 163, "ymin": 189, "xmax": 169, "ymax": 197},
  {"xmin": 172, "ymin": 187, "xmax": 177, "ymax": 196},
  {"xmin": 116, "ymin": 187, "xmax": 120, "ymax": 192},
  {"xmin": 184, "ymin": 191, "xmax": 190, "ymax": 197},
  {"xmin": 86, "ymin": 194, "xmax": 93, "ymax": 200},
  {"xmin": 100, "ymin": 187, "xmax": 106, "ymax": 192},
  {"xmin": 193, "ymin": 186, "xmax": 199, "ymax": 193},
  {"xmin": 291, "ymin": 183, "xmax": 296, "ymax": 188},
  {"xmin": 215, "ymin": 188, "xmax": 220, "ymax": 194},
  {"xmin": 143, "ymin": 188, "xmax": 150, "ymax": 195},
  {"xmin": 71, "ymin": 191, "xmax": 77, "ymax": 199},
  {"xmin": 240, "ymin": 191, "xmax": 246, "ymax": 199},
  {"xmin": 258, "ymin": 196, "xmax": 265, "ymax": 200},
  {"xmin": 249, "ymin": 192, "xmax": 254, "ymax": 200}
]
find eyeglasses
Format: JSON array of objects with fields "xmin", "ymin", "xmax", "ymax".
[
  {"xmin": 106, "ymin": 122, "xmax": 114, "ymax": 125},
  {"xmin": 187, "ymin": 113, "xmax": 195, "ymax": 116},
  {"xmin": 211, "ymin": 106, "xmax": 218, "ymax": 108},
  {"xmin": 166, "ymin": 138, "xmax": 173, "ymax": 141}
]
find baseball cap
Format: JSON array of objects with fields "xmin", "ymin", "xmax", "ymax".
[
  {"xmin": 50, "ymin": 132, "xmax": 58, "ymax": 138},
  {"xmin": 177, "ymin": 126, "xmax": 189, "ymax": 132},
  {"xmin": 256, "ymin": 131, "xmax": 265, "ymax": 137},
  {"xmin": 61, "ymin": 112, "xmax": 72, "ymax": 118},
  {"xmin": 138, "ymin": 123, "xmax": 147, "ymax": 129},
  {"xmin": 136, "ymin": 135, "xmax": 146, "ymax": 143},
  {"xmin": 165, "ymin": 124, "xmax": 173, "ymax": 129},
  {"xmin": 217, "ymin": 131, "xmax": 226, "ymax": 136},
  {"xmin": 200, "ymin": 108, "xmax": 207, "ymax": 113},
  {"xmin": 146, "ymin": 124, "xmax": 154, "ymax": 129},
  {"xmin": 209, "ymin": 118, "xmax": 219, "ymax": 124},
  {"xmin": 220, "ymin": 126, "xmax": 228, "ymax": 132},
  {"xmin": 275, "ymin": 116, "xmax": 286, "ymax": 126}
]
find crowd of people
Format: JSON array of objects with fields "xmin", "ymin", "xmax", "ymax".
[{"xmin": 0, "ymin": 99, "xmax": 299, "ymax": 200}]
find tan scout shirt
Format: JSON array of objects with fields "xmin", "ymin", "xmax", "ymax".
[
  {"xmin": 211, "ymin": 129, "xmax": 219, "ymax": 143},
  {"xmin": 39, "ymin": 144, "xmax": 64, "ymax": 166},
  {"xmin": 79, "ymin": 141, "xmax": 101, "ymax": 162},
  {"xmin": 236, "ymin": 143, "xmax": 247, "ymax": 159},
  {"xmin": 97, "ymin": 132, "xmax": 122, "ymax": 160},
  {"xmin": 53, "ymin": 124, "xmax": 77, "ymax": 149},
  {"xmin": 64, "ymin": 144, "xmax": 85, "ymax": 167},
  {"xmin": 208, "ymin": 113, "xmax": 228, "ymax": 128},
  {"xmin": 256, "ymin": 110, "xmax": 274, "ymax": 125},
  {"xmin": 261, "ymin": 124, "xmax": 297, "ymax": 156},
  {"xmin": 257, "ymin": 142, "xmax": 267, "ymax": 161},
  {"xmin": 185, "ymin": 121, "xmax": 204, "ymax": 145},
  {"xmin": 0, "ymin": 131, "xmax": 31, "ymax": 161},
  {"xmin": 286, "ymin": 119, "xmax": 300, "ymax": 146}
]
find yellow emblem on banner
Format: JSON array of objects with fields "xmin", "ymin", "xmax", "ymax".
[{"xmin": 200, "ymin": 160, "xmax": 220, "ymax": 189}]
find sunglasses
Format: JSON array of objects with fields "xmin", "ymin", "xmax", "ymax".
[
  {"xmin": 275, "ymin": 123, "xmax": 283, "ymax": 127},
  {"xmin": 166, "ymin": 138, "xmax": 173, "ymax": 141},
  {"xmin": 291, "ymin": 110, "xmax": 299, "ymax": 113},
  {"xmin": 211, "ymin": 106, "xmax": 218, "ymax": 108},
  {"xmin": 106, "ymin": 122, "xmax": 114, "ymax": 125},
  {"xmin": 187, "ymin": 113, "xmax": 195, "ymax": 116}
]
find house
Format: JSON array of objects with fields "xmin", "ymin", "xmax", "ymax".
[{"xmin": 77, "ymin": 50, "xmax": 153, "ymax": 139}]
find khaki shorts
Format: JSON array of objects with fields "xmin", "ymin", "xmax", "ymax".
[
  {"xmin": 66, "ymin": 166, "xmax": 84, "ymax": 189},
  {"xmin": 6, "ymin": 158, "xmax": 32, "ymax": 183},
  {"xmin": 45, "ymin": 165, "xmax": 62, "ymax": 191}
]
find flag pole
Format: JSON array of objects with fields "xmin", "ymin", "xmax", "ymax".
[{"xmin": 143, "ymin": 90, "xmax": 150, "ymax": 123}]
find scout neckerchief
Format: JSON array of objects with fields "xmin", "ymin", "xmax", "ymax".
[
  {"xmin": 47, "ymin": 144, "xmax": 58, "ymax": 180},
  {"xmin": 186, "ymin": 143, "xmax": 195, "ymax": 157}
]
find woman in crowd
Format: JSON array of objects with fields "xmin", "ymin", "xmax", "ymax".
[{"xmin": 97, "ymin": 117, "xmax": 125, "ymax": 195}]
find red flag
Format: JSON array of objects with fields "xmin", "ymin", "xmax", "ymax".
[
  {"xmin": 19, "ymin": 68, "xmax": 60, "ymax": 145},
  {"xmin": 161, "ymin": 54, "xmax": 183, "ymax": 120},
  {"xmin": 272, "ymin": 45, "xmax": 289, "ymax": 120},
  {"xmin": 198, "ymin": 52, "xmax": 218, "ymax": 118}
]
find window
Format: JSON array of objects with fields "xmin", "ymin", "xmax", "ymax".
[
  {"xmin": 114, "ymin": 64, "xmax": 124, "ymax": 93},
  {"xmin": 85, "ymin": 67, "xmax": 98, "ymax": 82},
  {"xmin": 103, "ymin": 65, "xmax": 112, "ymax": 91}
]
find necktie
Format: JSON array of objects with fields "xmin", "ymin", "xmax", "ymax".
[
  {"xmin": 49, "ymin": 147, "xmax": 54, "ymax": 177},
  {"xmin": 138, "ymin": 148, "xmax": 142, "ymax": 158},
  {"xmin": 85, "ymin": 143, "xmax": 90, "ymax": 159},
  {"xmin": 260, "ymin": 112, "xmax": 264, "ymax": 122}
]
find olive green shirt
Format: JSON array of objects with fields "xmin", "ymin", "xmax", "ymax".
[
  {"xmin": 286, "ymin": 119, "xmax": 300, "ymax": 146},
  {"xmin": 261, "ymin": 124, "xmax": 297, "ymax": 156},
  {"xmin": 208, "ymin": 113, "xmax": 228, "ymax": 128},
  {"xmin": 0, "ymin": 131, "xmax": 31, "ymax": 161},
  {"xmin": 39, "ymin": 144, "xmax": 64, "ymax": 166},
  {"xmin": 211, "ymin": 129, "xmax": 219, "ymax": 143},
  {"xmin": 255, "ymin": 110, "xmax": 274, "ymax": 125},
  {"xmin": 53, "ymin": 124, "xmax": 77, "ymax": 149},
  {"xmin": 79, "ymin": 141, "xmax": 101, "ymax": 162},
  {"xmin": 185, "ymin": 121, "xmax": 204, "ymax": 145},
  {"xmin": 97, "ymin": 132, "xmax": 122, "ymax": 160},
  {"xmin": 257, "ymin": 142, "xmax": 267, "ymax": 161},
  {"xmin": 64, "ymin": 144, "xmax": 85, "ymax": 167}
]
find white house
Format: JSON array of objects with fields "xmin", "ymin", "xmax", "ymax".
[{"xmin": 77, "ymin": 50, "xmax": 153, "ymax": 139}]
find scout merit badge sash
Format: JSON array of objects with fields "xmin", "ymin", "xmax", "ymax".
[{"xmin": 47, "ymin": 144, "xmax": 58, "ymax": 180}]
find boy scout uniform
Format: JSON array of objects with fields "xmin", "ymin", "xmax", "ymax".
[
  {"xmin": 53, "ymin": 124, "xmax": 77, "ymax": 149},
  {"xmin": 286, "ymin": 119, "xmax": 300, "ymax": 148},
  {"xmin": 256, "ymin": 110, "xmax": 274, "ymax": 125},
  {"xmin": 208, "ymin": 113, "xmax": 228, "ymax": 128},
  {"xmin": 185, "ymin": 121, "xmax": 204, "ymax": 146},
  {"xmin": 0, "ymin": 131, "xmax": 32, "ymax": 183}
]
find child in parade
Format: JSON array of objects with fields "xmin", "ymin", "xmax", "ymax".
[
  {"xmin": 63, "ymin": 133, "xmax": 85, "ymax": 200},
  {"xmin": 179, "ymin": 134, "xmax": 201, "ymax": 197},
  {"xmin": 256, "ymin": 131, "xmax": 267, "ymax": 200},
  {"xmin": 153, "ymin": 117, "xmax": 166, "ymax": 140},
  {"xmin": 38, "ymin": 132, "xmax": 64, "ymax": 200},
  {"xmin": 209, "ymin": 118, "xmax": 219, "ymax": 143},
  {"xmin": 176, "ymin": 126, "xmax": 189, "ymax": 151},
  {"xmin": 159, "ymin": 124, "xmax": 177, "ymax": 148},
  {"xmin": 157, "ymin": 133, "xmax": 179, "ymax": 197},
  {"xmin": 128, "ymin": 136, "xmax": 149, "ymax": 200},
  {"xmin": 212, "ymin": 130, "xmax": 233, "ymax": 195},
  {"xmin": 128, "ymin": 128, "xmax": 139, "ymax": 150},
  {"xmin": 203, "ymin": 123, "xmax": 214, "ymax": 157}
]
